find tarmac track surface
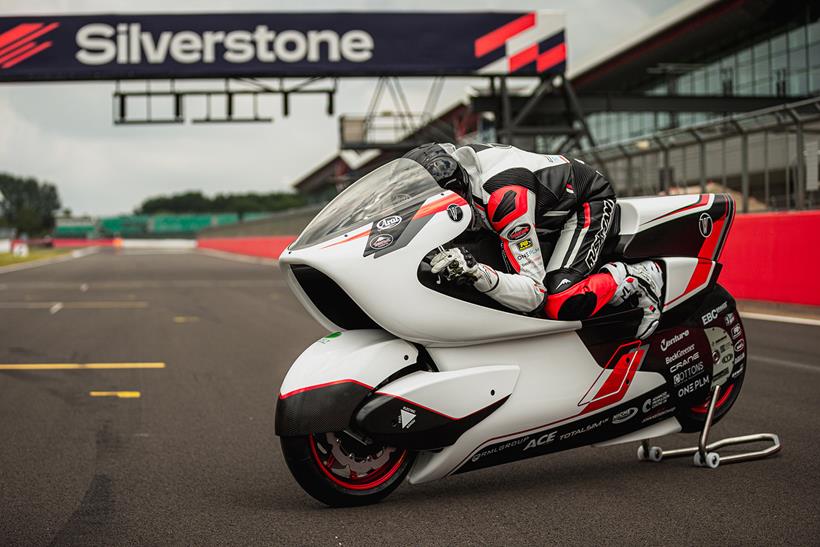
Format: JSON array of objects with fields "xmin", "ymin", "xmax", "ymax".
[{"xmin": 0, "ymin": 250, "xmax": 818, "ymax": 546}]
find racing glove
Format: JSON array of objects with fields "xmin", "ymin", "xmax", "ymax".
[{"xmin": 430, "ymin": 247, "xmax": 499, "ymax": 293}]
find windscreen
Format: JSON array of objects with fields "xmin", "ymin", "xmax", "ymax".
[{"xmin": 291, "ymin": 158, "xmax": 441, "ymax": 249}]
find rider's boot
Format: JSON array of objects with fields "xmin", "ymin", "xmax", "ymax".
[{"xmin": 600, "ymin": 261, "xmax": 664, "ymax": 339}]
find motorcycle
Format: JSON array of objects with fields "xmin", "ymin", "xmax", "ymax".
[{"xmin": 275, "ymin": 158, "xmax": 779, "ymax": 507}]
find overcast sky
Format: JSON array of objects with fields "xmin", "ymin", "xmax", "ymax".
[{"xmin": 0, "ymin": 1, "xmax": 678, "ymax": 215}]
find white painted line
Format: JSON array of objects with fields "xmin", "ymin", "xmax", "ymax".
[
  {"xmin": 0, "ymin": 247, "xmax": 98, "ymax": 275},
  {"xmin": 49, "ymin": 302, "xmax": 63, "ymax": 315},
  {"xmin": 753, "ymin": 355, "xmax": 820, "ymax": 374},
  {"xmin": 740, "ymin": 311, "xmax": 820, "ymax": 327}
]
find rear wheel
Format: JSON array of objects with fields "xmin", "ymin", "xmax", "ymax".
[
  {"xmin": 676, "ymin": 369, "xmax": 744, "ymax": 433},
  {"xmin": 281, "ymin": 431, "xmax": 415, "ymax": 507}
]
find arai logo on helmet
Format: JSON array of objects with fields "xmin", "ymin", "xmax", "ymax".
[
  {"xmin": 376, "ymin": 215, "xmax": 402, "ymax": 231},
  {"xmin": 508, "ymin": 224, "xmax": 531, "ymax": 240},
  {"xmin": 699, "ymin": 212, "xmax": 713, "ymax": 238},
  {"xmin": 369, "ymin": 234, "xmax": 393, "ymax": 250}
]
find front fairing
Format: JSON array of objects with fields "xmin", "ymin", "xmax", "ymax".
[{"xmin": 281, "ymin": 188, "xmax": 579, "ymax": 346}]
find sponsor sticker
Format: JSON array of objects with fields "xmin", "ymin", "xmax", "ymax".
[
  {"xmin": 731, "ymin": 324, "xmax": 742, "ymax": 339},
  {"xmin": 523, "ymin": 430, "xmax": 556, "ymax": 451},
  {"xmin": 397, "ymin": 406, "xmax": 416, "ymax": 429},
  {"xmin": 734, "ymin": 352, "xmax": 746, "ymax": 364},
  {"xmin": 508, "ymin": 224, "xmax": 531, "ymax": 240},
  {"xmin": 673, "ymin": 362, "xmax": 705, "ymax": 385},
  {"xmin": 678, "ymin": 376, "xmax": 710, "ymax": 397},
  {"xmin": 724, "ymin": 312, "xmax": 736, "ymax": 326},
  {"xmin": 642, "ymin": 392, "xmax": 670, "ymax": 413},
  {"xmin": 734, "ymin": 340, "xmax": 745, "ymax": 352},
  {"xmin": 641, "ymin": 406, "xmax": 676, "ymax": 424},
  {"xmin": 369, "ymin": 233, "xmax": 394, "ymax": 250},
  {"xmin": 612, "ymin": 407, "xmax": 638, "ymax": 424},
  {"xmin": 376, "ymin": 215, "xmax": 402, "ymax": 231},
  {"xmin": 665, "ymin": 343, "xmax": 695, "ymax": 366},
  {"xmin": 515, "ymin": 248, "xmax": 538, "ymax": 261},
  {"xmin": 517, "ymin": 239, "xmax": 533, "ymax": 251},
  {"xmin": 471, "ymin": 436, "xmax": 530, "ymax": 462},
  {"xmin": 447, "ymin": 204, "xmax": 463, "ymax": 222},
  {"xmin": 701, "ymin": 301, "xmax": 728, "ymax": 326},
  {"xmin": 660, "ymin": 329, "xmax": 690, "ymax": 352},
  {"xmin": 699, "ymin": 212, "xmax": 713, "ymax": 238}
]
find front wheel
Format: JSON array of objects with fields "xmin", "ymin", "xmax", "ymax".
[{"xmin": 280, "ymin": 431, "xmax": 415, "ymax": 507}]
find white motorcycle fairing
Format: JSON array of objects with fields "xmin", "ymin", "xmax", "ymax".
[
  {"xmin": 276, "ymin": 158, "xmax": 743, "ymax": 492},
  {"xmin": 275, "ymin": 330, "xmax": 418, "ymax": 437}
]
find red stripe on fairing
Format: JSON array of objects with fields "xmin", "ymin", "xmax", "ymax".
[
  {"xmin": 666, "ymin": 259, "xmax": 714, "ymax": 308},
  {"xmin": 321, "ymin": 193, "xmax": 465, "ymax": 249},
  {"xmin": 2, "ymin": 41, "xmax": 52, "ymax": 68},
  {"xmin": 580, "ymin": 342, "xmax": 645, "ymax": 414},
  {"xmin": 321, "ymin": 228, "xmax": 371, "ymax": 249},
  {"xmin": 412, "ymin": 193, "xmax": 466, "ymax": 220},
  {"xmin": 536, "ymin": 42, "xmax": 567, "ymax": 73},
  {"xmin": 644, "ymin": 194, "xmax": 710, "ymax": 225},
  {"xmin": 698, "ymin": 197, "xmax": 729, "ymax": 260},
  {"xmin": 279, "ymin": 379, "xmax": 372, "ymax": 399},
  {"xmin": 448, "ymin": 340, "xmax": 644, "ymax": 475},
  {"xmin": 474, "ymin": 13, "xmax": 535, "ymax": 58},
  {"xmin": 508, "ymin": 44, "xmax": 538, "ymax": 72}
]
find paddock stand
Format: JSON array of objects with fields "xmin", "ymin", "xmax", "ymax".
[{"xmin": 637, "ymin": 384, "xmax": 782, "ymax": 468}]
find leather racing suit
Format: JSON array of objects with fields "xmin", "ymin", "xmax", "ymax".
[{"xmin": 443, "ymin": 142, "xmax": 620, "ymax": 321}]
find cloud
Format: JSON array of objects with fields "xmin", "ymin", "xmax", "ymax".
[{"xmin": 0, "ymin": 0, "xmax": 678, "ymax": 215}]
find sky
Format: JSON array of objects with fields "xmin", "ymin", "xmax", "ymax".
[{"xmin": 0, "ymin": 0, "xmax": 679, "ymax": 216}]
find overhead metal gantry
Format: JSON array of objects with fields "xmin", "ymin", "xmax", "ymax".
[{"xmin": 112, "ymin": 77, "xmax": 338, "ymax": 125}]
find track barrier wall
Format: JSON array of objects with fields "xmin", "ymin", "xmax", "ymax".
[
  {"xmin": 196, "ymin": 236, "xmax": 295, "ymax": 259},
  {"xmin": 48, "ymin": 212, "xmax": 819, "ymax": 306},
  {"xmin": 719, "ymin": 211, "xmax": 820, "ymax": 306},
  {"xmin": 194, "ymin": 211, "xmax": 820, "ymax": 306}
]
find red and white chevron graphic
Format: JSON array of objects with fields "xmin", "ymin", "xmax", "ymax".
[
  {"xmin": 0, "ymin": 22, "xmax": 59, "ymax": 70},
  {"xmin": 474, "ymin": 12, "xmax": 566, "ymax": 75}
]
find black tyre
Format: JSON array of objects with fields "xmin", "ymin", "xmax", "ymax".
[{"xmin": 281, "ymin": 431, "xmax": 415, "ymax": 507}]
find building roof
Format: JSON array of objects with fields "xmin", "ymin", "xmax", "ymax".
[{"xmin": 570, "ymin": 0, "xmax": 814, "ymax": 92}]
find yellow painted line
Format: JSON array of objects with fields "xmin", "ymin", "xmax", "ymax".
[
  {"xmin": 0, "ymin": 362, "xmax": 165, "ymax": 370},
  {"xmin": 89, "ymin": 391, "xmax": 141, "ymax": 398},
  {"xmin": 173, "ymin": 315, "xmax": 199, "ymax": 323}
]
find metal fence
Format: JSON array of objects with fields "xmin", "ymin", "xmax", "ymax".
[{"xmin": 573, "ymin": 96, "xmax": 820, "ymax": 212}]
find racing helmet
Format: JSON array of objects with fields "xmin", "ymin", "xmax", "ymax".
[{"xmin": 403, "ymin": 143, "xmax": 471, "ymax": 202}]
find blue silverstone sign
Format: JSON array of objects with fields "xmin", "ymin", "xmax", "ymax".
[{"xmin": 0, "ymin": 12, "xmax": 565, "ymax": 81}]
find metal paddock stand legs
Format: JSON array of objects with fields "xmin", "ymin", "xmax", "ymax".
[{"xmin": 637, "ymin": 384, "xmax": 782, "ymax": 468}]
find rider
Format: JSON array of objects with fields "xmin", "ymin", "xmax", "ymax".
[{"xmin": 403, "ymin": 142, "xmax": 664, "ymax": 339}]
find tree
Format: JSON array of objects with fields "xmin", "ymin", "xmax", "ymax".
[
  {"xmin": 0, "ymin": 173, "xmax": 61, "ymax": 236},
  {"xmin": 136, "ymin": 190, "xmax": 307, "ymax": 215}
]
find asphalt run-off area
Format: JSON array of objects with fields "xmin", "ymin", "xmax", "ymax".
[{"xmin": 1, "ymin": 249, "xmax": 818, "ymax": 545}]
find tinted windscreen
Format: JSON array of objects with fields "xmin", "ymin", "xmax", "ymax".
[{"xmin": 291, "ymin": 159, "xmax": 440, "ymax": 250}]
